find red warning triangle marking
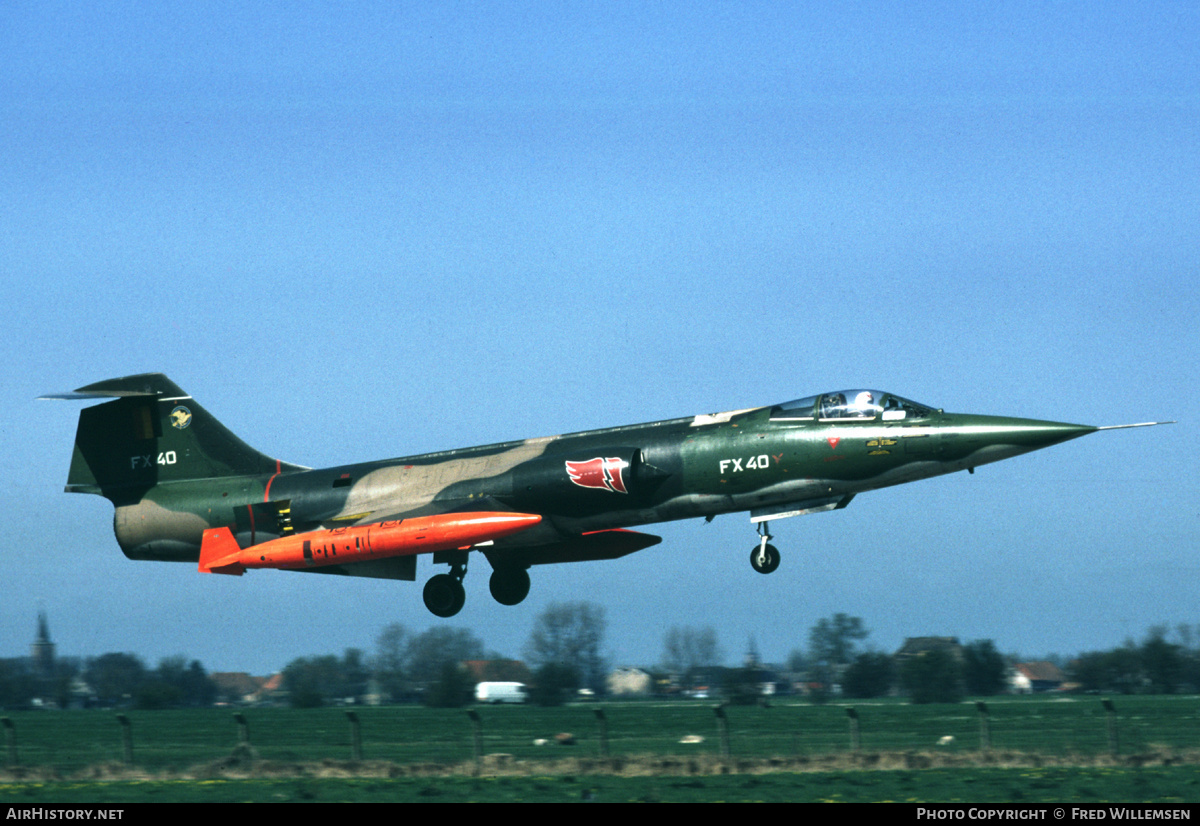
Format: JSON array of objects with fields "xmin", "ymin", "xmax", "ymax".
[{"xmin": 827, "ymin": 437, "xmax": 841, "ymax": 450}]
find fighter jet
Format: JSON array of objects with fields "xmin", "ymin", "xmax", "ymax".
[{"xmin": 44, "ymin": 374, "xmax": 1169, "ymax": 617}]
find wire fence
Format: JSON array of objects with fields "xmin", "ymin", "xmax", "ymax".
[{"xmin": 3, "ymin": 696, "xmax": 1198, "ymax": 774}]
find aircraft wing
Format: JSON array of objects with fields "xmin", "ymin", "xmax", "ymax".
[{"xmin": 482, "ymin": 528, "xmax": 662, "ymax": 567}]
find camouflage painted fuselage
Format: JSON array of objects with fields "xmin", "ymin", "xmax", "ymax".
[{"xmin": 58, "ymin": 375, "xmax": 1099, "ymax": 591}]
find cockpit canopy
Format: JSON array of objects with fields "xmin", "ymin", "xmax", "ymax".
[{"xmin": 770, "ymin": 390, "xmax": 936, "ymax": 422}]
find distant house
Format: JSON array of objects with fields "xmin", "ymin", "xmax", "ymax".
[
  {"xmin": 211, "ymin": 672, "xmax": 280, "ymax": 705},
  {"xmin": 894, "ymin": 637, "xmax": 964, "ymax": 663},
  {"xmin": 463, "ymin": 659, "xmax": 532, "ymax": 685},
  {"xmin": 1010, "ymin": 662, "xmax": 1066, "ymax": 693},
  {"xmin": 607, "ymin": 667, "xmax": 652, "ymax": 696},
  {"xmin": 255, "ymin": 672, "xmax": 284, "ymax": 703},
  {"xmin": 892, "ymin": 637, "xmax": 965, "ymax": 701}
]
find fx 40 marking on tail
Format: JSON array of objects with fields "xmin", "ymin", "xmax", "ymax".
[{"xmin": 129, "ymin": 452, "xmax": 177, "ymax": 469}]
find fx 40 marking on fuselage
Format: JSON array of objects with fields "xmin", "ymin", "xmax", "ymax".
[
  {"xmin": 43, "ymin": 375, "xmax": 1171, "ymax": 618},
  {"xmin": 719, "ymin": 454, "xmax": 783, "ymax": 474}
]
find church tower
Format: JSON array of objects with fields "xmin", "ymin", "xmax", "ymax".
[{"xmin": 31, "ymin": 609, "xmax": 55, "ymax": 677}]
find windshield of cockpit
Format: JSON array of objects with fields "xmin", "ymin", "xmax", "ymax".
[{"xmin": 770, "ymin": 391, "xmax": 935, "ymax": 421}]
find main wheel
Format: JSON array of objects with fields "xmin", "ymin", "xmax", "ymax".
[
  {"xmin": 489, "ymin": 567, "xmax": 531, "ymax": 606},
  {"xmin": 750, "ymin": 543, "xmax": 781, "ymax": 574},
  {"xmin": 423, "ymin": 574, "xmax": 467, "ymax": 617}
]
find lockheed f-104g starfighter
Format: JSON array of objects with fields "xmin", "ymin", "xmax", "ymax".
[{"xmin": 45, "ymin": 374, "xmax": 1168, "ymax": 616}]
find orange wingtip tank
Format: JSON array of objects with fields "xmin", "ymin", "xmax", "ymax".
[{"xmin": 199, "ymin": 511, "xmax": 542, "ymax": 576}]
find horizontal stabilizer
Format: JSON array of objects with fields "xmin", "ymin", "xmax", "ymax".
[
  {"xmin": 39, "ymin": 373, "xmax": 189, "ymax": 400},
  {"xmin": 42, "ymin": 373, "xmax": 307, "ymax": 501}
]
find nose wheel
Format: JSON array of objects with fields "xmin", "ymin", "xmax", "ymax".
[{"xmin": 750, "ymin": 523, "xmax": 780, "ymax": 574}]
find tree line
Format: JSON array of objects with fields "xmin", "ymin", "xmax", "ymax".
[
  {"xmin": 0, "ymin": 653, "xmax": 216, "ymax": 710},
  {"xmin": 5, "ymin": 608, "xmax": 1200, "ymax": 710},
  {"xmin": 788, "ymin": 616, "xmax": 1200, "ymax": 704},
  {"xmin": 300, "ymin": 601, "xmax": 609, "ymax": 708}
]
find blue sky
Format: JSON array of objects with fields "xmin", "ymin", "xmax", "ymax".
[{"xmin": 2, "ymin": 3, "xmax": 1196, "ymax": 675}]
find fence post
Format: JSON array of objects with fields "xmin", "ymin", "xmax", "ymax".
[
  {"xmin": 593, "ymin": 707, "xmax": 609, "ymax": 757},
  {"xmin": 1102, "ymin": 699, "xmax": 1119, "ymax": 756},
  {"xmin": 976, "ymin": 701, "xmax": 991, "ymax": 751},
  {"xmin": 2, "ymin": 717, "xmax": 16, "ymax": 767},
  {"xmin": 846, "ymin": 707, "xmax": 860, "ymax": 752},
  {"xmin": 467, "ymin": 710, "xmax": 482, "ymax": 769},
  {"xmin": 115, "ymin": 715, "xmax": 133, "ymax": 765},
  {"xmin": 233, "ymin": 712, "xmax": 250, "ymax": 746},
  {"xmin": 346, "ymin": 711, "xmax": 362, "ymax": 761},
  {"xmin": 713, "ymin": 704, "xmax": 730, "ymax": 762}
]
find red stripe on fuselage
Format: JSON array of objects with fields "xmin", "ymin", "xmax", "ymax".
[
  {"xmin": 263, "ymin": 459, "xmax": 282, "ymax": 503},
  {"xmin": 245, "ymin": 503, "xmax": 256, "ymax": 545}
]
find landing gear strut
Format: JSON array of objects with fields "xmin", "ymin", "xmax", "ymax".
[
  {"xmin": 750, "ymin": 521, "xmax": 780, "ymax": 574},
  {"xmin": 423, "ymin": 561, "xmax": 467, "ymax": 617}
]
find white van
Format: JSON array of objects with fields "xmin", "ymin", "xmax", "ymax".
[{"xmin": 474, "ymin": 681, "xmax": 528, "ymax": 704}]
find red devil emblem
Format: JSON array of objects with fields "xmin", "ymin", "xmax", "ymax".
[{"xmin": 565, "ymin": 457, "xmax": 629, "ymax": 493}]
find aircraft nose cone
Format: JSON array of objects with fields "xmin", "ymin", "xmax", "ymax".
[
  {"xmin": 1003, "ymin": 420, "xmax": 1098, "ymax": 449},
  {"xmin": 954, "ymin": 417, "xmax": 1098, "ymax": 463}
]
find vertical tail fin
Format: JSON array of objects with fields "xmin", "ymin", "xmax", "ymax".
[{"xmin": 43, "ymin": 373, "xmax": 305, "ymax": 504}]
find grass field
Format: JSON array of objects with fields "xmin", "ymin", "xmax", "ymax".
[
  {"xmin": 3, "ymin": 767, "xmax": 1200, "ymax": 803},
  {"xmin": 2, "ymin": 696, "xmax": 1199, "ymax": 802}
]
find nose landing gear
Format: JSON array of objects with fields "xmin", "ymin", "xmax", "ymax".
[{"xmin": 750, "ymin": 521, "xmax": 780, "ymax": 574}]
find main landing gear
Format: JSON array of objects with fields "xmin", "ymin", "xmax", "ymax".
[
  {"xmin": 422, "ymin": 557, "xmax": 533, "ymax": 617},
  {"xmin": 750, "ymin": 521, "xmax": 780, "ymax": 574},
  {"xmin": 489, "ymin": 566, "xmax": 531, "ymax": 606},
  {"xmin": 423, "ymin": 561, "xmax": 467, "ymax": 618}
]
